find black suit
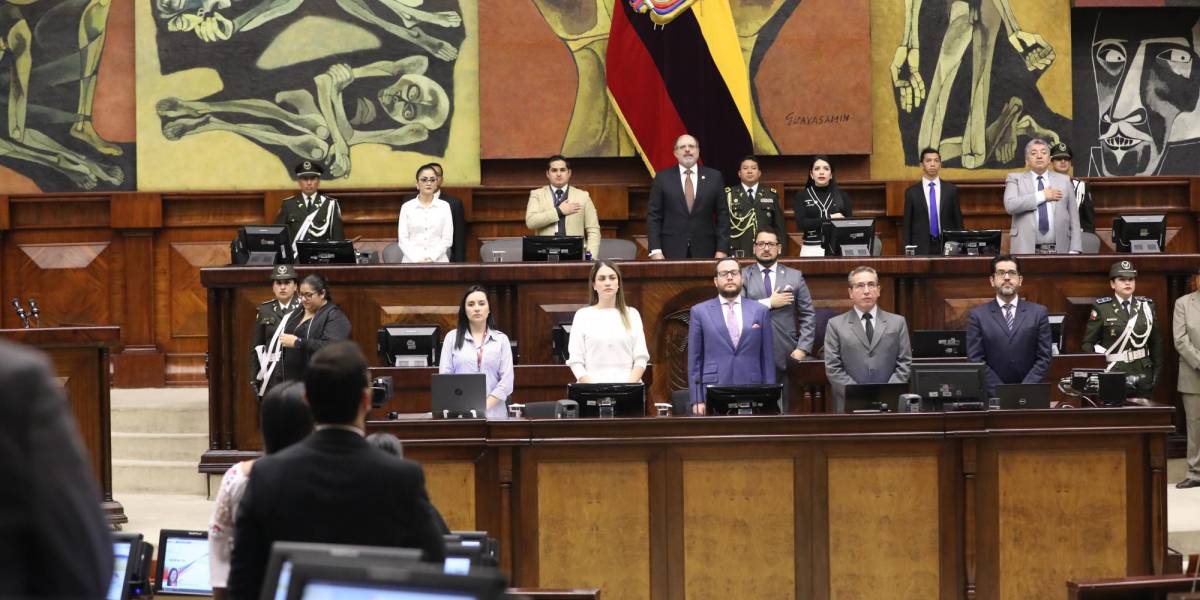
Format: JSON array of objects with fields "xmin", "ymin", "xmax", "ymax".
[
  {"xmin": 0, "ymin": 341, "xmax": 111, "ymax": 598},
  {"xmin": 646, "ymin": 164, "xmax": 728, "ymax": 258},
  {"xmin": 227, "ymin": 429, "xmax": 447, "ymax": 599},
  {"xmin": 440, "ymin": 193, "xmax": 467, "ymax": 262},
  {"xmin": 901, "ymin": 180, "xmax": 963, "ymax": 255},
  {"xmin": 281, "ymin": 303, "xmax": 352, "ymax": 382}
]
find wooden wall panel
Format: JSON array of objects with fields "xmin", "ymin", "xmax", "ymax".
[
  {"xmin": 6, "ymin": 238, "xmax": 113, "ymax": 330},
  {"xmin": 424, "ymin": 461, "xmax": 477, "ymax": 531},
  {"xmin": 169, "ymin": 242, "xmax": 229, "ymax": 338}
]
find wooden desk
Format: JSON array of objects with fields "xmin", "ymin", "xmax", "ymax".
[
  {"xmin": 0, "ymin": 326, "xmax": 125, "ymax": 524},
  {"xmin": 364, "ymin": 406, "xmax": 1172, "ymax": 600},
  {"xmin": 1068, "ymin": 574, "xmax": 1200, "ymax": 599}
]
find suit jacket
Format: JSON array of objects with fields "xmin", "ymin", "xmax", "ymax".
[
  {"xmin": 281, "ymin": 303, "xmax": 352, "ymax": 381},
  {"xmin": 901, "ymin": 180, "xmax": 963, "ymax": 254},
  {"xmin": 687, "ymin": 297, "xmax": 775, "ymax": 404},
  {"xmin": 741, "ymin": 262, "xmax": 815, "ymax": 371},
  {"xmin": 0, "ymin": 341, "xmax": 111, "ymax": 598},
  {"xmin": 274, "ymin": 192, "xmax": 344, "ymax": 245},
  {"xmin": 525, "ymin": 185, "xmax": 601, "ymax": 257},
  {"xmin": 1003, "ymin": 170, "xmax": 1081, "ymax": 254},
  {"xmin": 646, "ymin": 165, "xmax": 729, "ymax": 258},
  {"xmin": 965, "ymin": 298, "xmax": 1053, "ymax": 396},
  {"xmin": 1174, "ymin": 291, "xmax": 1200, "ymax": 394},
  {"xmin": 227, "ymin": 429, "xmax": 447, "ymax": 599},
  {"xmin": 824, "ymin": 308, "xmax": 912, "ymax": 412},
  {"xmin": 439, "ymin": 193, "xmax": 467, "ymax": 262}
]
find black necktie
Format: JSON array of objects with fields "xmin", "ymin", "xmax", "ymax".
[
  {"xmin": 863, "ymin": 313, "xmax": 874, "ymax": 342},
  {"xmin": 1122, "ymin": 300, "xmax": 1131, "ymax": 316}
]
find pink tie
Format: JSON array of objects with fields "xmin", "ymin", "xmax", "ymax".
[{"xmin": 725, "ymin": 301, "xmax": 740, "ymax": 347}]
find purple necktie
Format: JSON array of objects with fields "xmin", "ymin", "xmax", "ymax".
[
  {"xmin": 928, "ymin": 182, "xmax": 939, "ymax": 237},
  {"xmin": 1037, "ymin": 176, "xmax": 1050, "ymax": 234},
  {"xmin": 725, "ymin": 301, "xmax": 740, "ymax": 347},
  {"xmin": 763, "ymin": 268, "xmax": 772, "ymax": 296}
]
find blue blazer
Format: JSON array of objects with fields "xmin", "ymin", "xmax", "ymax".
[
  {"xmin": 965, "ymin": 299, "xmax": 1053, "ymax": 396},
  {"xmin": 687, "ymin": 297, "xmax": 775, "ymax": 404}
]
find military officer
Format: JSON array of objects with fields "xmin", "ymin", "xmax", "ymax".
[
  {"xmin": 727, "ymin": 155, "xmax": 788, "ymax": 257},
  {"xmin": 250, "ymin": 264, "xmax": 301, "ymax": 398},
  {"xmin": 273, "ymin": 160, "xmax": 344, "ymax": 256},
  {"xmin": 1082, "ymin": 260, "xmax": 1162, "ymax": 395}
]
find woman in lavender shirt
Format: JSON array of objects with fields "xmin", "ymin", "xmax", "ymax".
[{"xmin": 438, "ymin": 285, "xmax": 514, "ymax": 419}]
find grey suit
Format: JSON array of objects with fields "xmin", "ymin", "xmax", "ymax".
[
  {"xmin": 1173, "ymin": 291, "xmax": 1200, "ymax": 483},
  {"xmin": 1003, "ymin": 170, "xmax": 1081, "ymax": 254},
  {"xmin": 824, "ymin": 308, "xmax": 912, "ymax": 412},
  {"xmin": 741, "ymin": 262, "xmax": 816, "ymax": 369}
]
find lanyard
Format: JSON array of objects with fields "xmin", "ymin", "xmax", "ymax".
[
  {"xmin": 472, "ymin": 329, "xmax": 488, "ymax": 370},
  {"xmin": 807, "ymin": 188, "xmax": 833, "ymax": 219}
]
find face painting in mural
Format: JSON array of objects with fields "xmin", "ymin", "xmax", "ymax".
[
  {"xmin": 0, "ymin": 1, "xmax": 132, "ymax": 192},
  {"xmin": 1089, "ymin": 11, "xmax": 1200, "ymax": 176},
  {"xmin": 891, "ymin": 0, "xmax": 1067, "ymax": 169},
  {"xmin": 152, "ymin": 0, "xmax": 463, "ymax": 180}
]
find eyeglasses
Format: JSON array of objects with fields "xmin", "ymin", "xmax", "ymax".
[
  {"xmin": 418, "ymin": 177, "xmax": 438, "ymax": 183},
  {"xmin": 851, "ymin": 281, "xmax": 879, "ymax": 290},
  {"xmin": 716, "ymin": 270, "xmax": 740, "ymax": 279},
  {"xmin": 753, "ymin": 242, "xmax": 780, "ymax": 248},
  {"xmin": 993, "ymin": 270, "xmax": 1020, "ymax": 278},
  {"xmin": 300, "ymin": 291, "xmax": 318, "ymax": 299}
]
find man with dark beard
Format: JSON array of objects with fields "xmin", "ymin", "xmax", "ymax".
[{"xmin": 965, "ymin": 254, "xmax": 1053, "ymax": 397}]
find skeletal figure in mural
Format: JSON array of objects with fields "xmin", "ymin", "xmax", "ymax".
[
  {"xmin": 155, "ymin": 56, "xmax": 448, "ymax": 178},
  {"xmin": 1088, "ymin": 11, "xmax": 1200, "ymax": 176},
  {"xmin": 0, "ymin": 0, "xmax": 123, "ymax": 189},
  {"xmin": 155, "ymin": 0, "xmax": 460, "ymax": 60},
  {"xmin": 891, "ymin": 0, "xmax": 1061, "ymax": 168}
]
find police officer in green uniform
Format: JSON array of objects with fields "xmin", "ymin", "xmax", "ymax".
[
  {"xmin": 727, "ymin": 155, "xmax": 788, "ymax": 257},
  {"xmin": 274, "ymin": 161, "xmax": 344, "ymax": 256},
  {"xmin": 250, "ymin": 264, "xmax": 301, "ymax": 399},
  {"xmin": 1082, "ymin": 260, "xmax": 1162, "ymax": 395}
]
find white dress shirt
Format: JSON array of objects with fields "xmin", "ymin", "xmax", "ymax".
[
  {"xmin": 566, "ymin": 306, "xmax": 650, "ymax": 383},
  {"xmin": 397, "ymin": 197, "xmax": 453, "ymax": 263},
  {"xmin": 922, "ymin": 177, "xmax": 941, "ymax": 231},
  {"xmin": 1031, "ymin": 170, "xmax": 1055, "ymax": 225},
  {"xmin": 853, "ymin": 306, "xmax": 879, "ymax": 335},
  {"xmin": 718, "ymin": 295, "xmax": 743, "ymax": 336}
]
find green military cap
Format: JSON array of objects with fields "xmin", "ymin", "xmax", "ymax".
[
  {"xmin": 1050, "ymin": 142, "xmax": 1072, "ymax": 160},
  {"xmin": 294, "ymin": 160, "xmax": 324, "ymax": 178},
  {"xmin": 1109, "ymin": 260, "xmax": 1137, "ymax": 279},
  {"xmin": 270, "ymin": 264, "xmax": 298, "ymax": 281}
]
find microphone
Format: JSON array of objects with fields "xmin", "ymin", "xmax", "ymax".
[
  {"xmin": 27, "ymin": 298, "xmax": 39, "ymax": 326},
  {"xmin": 11, "ymin": 298, "xmax": 30, "ymax": 328}
]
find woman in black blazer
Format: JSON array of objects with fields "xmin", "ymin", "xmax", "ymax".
[
  {"xmin": 795, "ymin": 155, "xmax": 852, "ymax": 247},
  {"xmin": 280, "ymin": 273, "xmax": 351, "ymax": 380}
]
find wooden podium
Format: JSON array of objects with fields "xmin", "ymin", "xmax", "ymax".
[{"xmin": 0, "ymin": 326, "xmax": 125, "ymax": 524}]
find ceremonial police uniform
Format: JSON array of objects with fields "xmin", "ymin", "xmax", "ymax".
[
  {"xmin": 274, "ymin": 161, "xmax": 344, "ymax": 253},
  {"xmin": 727, "ymin": 184, "xmax": 788, "ymax": 256},
  {"xmin": 1049, "ymin": 143, "xmax": 1096, "ymax": 234},
  {"xmin": 1082, "ymin": 261, "xmax": 1162, "ymax": 394},
  {"xmin": 250, "ymin": 264, "xmax": 301, "ymax": 398}
]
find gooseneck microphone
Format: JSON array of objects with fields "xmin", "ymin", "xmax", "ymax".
[
  {"xmin": 11, "ymin": 298, "xmax": 30, "ymax": 328},
  {"xmin": 27, "ymin": 298, "xmax": 39, "ymax": 326}
]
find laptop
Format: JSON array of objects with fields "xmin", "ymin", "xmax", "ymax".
[
  {"xmin": 844, "ymin": 383, "xmax": 911, "ymax": 413},
  {"xmin": 911, "ymin": 330, "xmax": 967, "ymax": 358},
  {"xmin": 431, "ymin": 373, "xmax": 488, "ymax": 419},
  {"xmin": 994, "ymin": 383, "xmax": 1051, "ymax": 409},
  {"xmin": 154, "ymin": 530, "xmax": 212, "ymax": 596}
]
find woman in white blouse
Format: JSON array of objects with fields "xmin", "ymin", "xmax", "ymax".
[
  {"xmin": 398, "ymin": 165, "xmax": 454, "ymax": 263},
  {"xmin": 567, "ymin": 259, "xmax": 650, "ymax": 383}
]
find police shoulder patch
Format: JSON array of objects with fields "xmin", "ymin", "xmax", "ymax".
[
  {"xmin": 260, "ymin": 299, "xmax": 275, "ymax": 306},
  {"xmin": 1137, "ymin": 296, "xmax": 1154, "ymax": 304},
  {"xmin": 1095, "ymin": 297, "xmax": 1112, "ymax": 304}
]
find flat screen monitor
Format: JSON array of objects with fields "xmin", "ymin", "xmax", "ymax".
[
  {"xmin": 911, "ymin": 330, "xmax": 967, "ymax": 358},
  {"xmin": 296, "ymin": 240, "xmax": 357, "ymax": 264},
  {"xmin": 1112, "ymin": 214, "xmax": 1166, "ymax": 253},
  {"xmin": 284, "ymin": 561, "xmax": 506, "ymax": 600},
  {"xmin": 843, "ymin": 382, "xmax": 911, "ymax": 413},
  {"xmin": 522, "ymin": 236, "xmax": 584, "ymax": 262},
  {"xmin": 233, "ymin": 225, "xmax": 292, "ymax": 265},
  {"xmin": 704, "ymin": 384, "xmax": 783, "ymax": 415},
  {"xmin": 108, "ymin": 532, "xmax": 142, "ymax": 600},
  {"xmin": 1048, "ymin": 314, "xmax": 1066, "ymax": 354},
  {"xmin": 567, "ymin": 382, "xmax": 645, "ymax": 417},
  {"xmin": 910, "ymin": 362, "xmax": 987, "ymax": 410},
  {"xmin": 377, "ymin": 326, "xmax": 440, "ymax": 367},
  {"xmin": 940, "ymin": 230, "xmax": 1002, "ymax": 256},
  {"xmin": 154, "ymin": 529, "xmax": 212, "ymax": 596},
  {"xmin": 260, "ymin": 541, "xmax": 423, "ymax": 600},
  {"xmin": 820, "ymin": 219, "xmax": 875, "ymax": 256}
]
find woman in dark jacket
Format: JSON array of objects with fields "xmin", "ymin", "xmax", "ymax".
[
  {"xmin": 795, "ymin": 155, "xmax": 853, "ymax": 246},
  {"xmin": 280, "ymin": 273, "xmax": 351, "ymax": 380}
]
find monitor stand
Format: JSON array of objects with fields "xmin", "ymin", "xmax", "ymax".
[
  {"xmin": 1130, "ymin": 241, "xmax": 1161, "ymax": 253},
  {"xmin": 246, "ymin": 252, "xmax": 277, "ymax": 265},
  {"xmin": 841, "ymin": 245, "xmax": 870, "ymax": 256}
]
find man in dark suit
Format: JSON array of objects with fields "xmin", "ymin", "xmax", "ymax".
[
  {"xmin": 429, "ymin": 162, "xmax": 467, "ymax": 262},
  {"xmin": 901, "ymin": 147, "xmax": 963, "ymax": 255},
  {"xmin": 965, "ymin": 254, "xmax": 1053, "ymax": 397},
  {"xmin": 274, "ymin": 160, "xmax": 344, "ymax": 255},
  {"xmin": 688, "ymin": 258, "xmax": 775, "ymax": 414},
  {"xmin": 228, "ymin": 342, "xmax": 446, "ymax": 599},
  {"xmin": 0, "ymin": 340, "xmax": 111, "ymax": 598},
  {"xmin": 647, "ymin": 134, "xmax": 729, "ymax": 259}
]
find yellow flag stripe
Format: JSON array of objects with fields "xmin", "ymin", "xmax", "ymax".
[{"xmin": 691, "ymin": 0, "xmax": 753, "ymax": 134}]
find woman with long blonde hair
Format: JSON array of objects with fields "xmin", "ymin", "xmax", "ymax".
[{"xmin": 566, "ymin": 260, "xmax": 649, "ymax": 383}]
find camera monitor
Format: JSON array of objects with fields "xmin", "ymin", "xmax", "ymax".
[
  {"xmin": 820, "ymin": 219, "xmax": 875, "ymax": 256},
  {"xmin": 377, "ymin": 325, "xmax": 440, "ymax": 367},
  {"xmin": 567, "ymin": 382, "xmax": 646, "ymax": 417},
  {"xmin": 108, "ymin": 532, "xmax": 142, "ymax": 600},
  {"xmin": 704, "ymin": 384, "xmax": 783, "ymax": 415},
  {"xmin": 296, "ymin": 240, "xmax": 357, "ymax": 264},
  {"xmin": 1048, "ymin": 314, "xmax": 1066, "ymax": 354},
  {"xmin": 154, "ymin": 529, "xmax": 212, "ymax": 596},
  {"xmin": 260, "ymin": 542, "xmax": 422, "ymax": 600},
  {"xmin": 910, "ymin": 362, "xmax": 987, "ymax": 411},
  {"xmin": 522, "ymin": 235, "xmax": 584, "ymax": 262},
  {"xmin": 940, "ymin": 230, "xmax": 1002, "ymax": 256},
  {"xmin": 551, "ymin": 323, "xmax": 572, "ymax": 364},
  {"xmin": 1112, "ymin": 214, "xmax": 1166, "ymax": 253},
  {"xmin": 232, "ymin": 225, "xmax": 291, "ymax": 265}
]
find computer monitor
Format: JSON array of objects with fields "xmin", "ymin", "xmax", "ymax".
[
  {"xmin": 232, "ymin": 225, "xmax": 292, "ymax": 265},
  {"xmin": 909, "ymin": 362, "xmax": 987, "ymax": 410},
  {"xmin": 911, "ymin": 330, "xmax": 967, "ymax": 358},
  {"xmin": 1112, "ymin": 214, "xmax": 1166, "ymax": 253},
  {"xmin": 259, "ymin": 541, "xmax": 423, "ymax": 600},
  {"xmin": 704, "ymin": 384, "xmax": 783, "ymax": 415},
  {"xmin": 940, "ymin": 230, "xmax": 1002, "ymax": 256},
  {"xmin": 296, "ymin": 240, "xmax": 357, "ymax": 264},
  {"xmin": 551, "ymin": 323, "xmax": 572, "ymax": 363},
  {"xmin": 567, "ymin": 382, "xmax": 645, "ymax": 417},
  {"xmin": 154, "ymin": 529, "xmax": 212, "ymax": 596},
  {"xmin": 522, "ymin": 236, "xmax": 584, "ymax": 262},
  {"xmin": 377, "ymin": 325, "xmax": 440, "ymax": 367},
  {"xmin": 1048, "ymin": 314, "xmax": 1066, "ymax": 354},
  {"xmin": 284, "ymin": 561, "xmax": 506, "ymax": 600},
  {"xmin": 820, "ymin": 219, "xmax": 875, "ymax": 256},
  {"xmin": 108, "ymin": 533, "xmax": 142, "ymax": 600}
]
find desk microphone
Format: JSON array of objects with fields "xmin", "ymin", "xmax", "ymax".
[
  {"xmin": 27, "ymin": 298, "xmax": 39, "ymax": 326},
  {"xmin": 11, "ymin": 298, "xmax": 30, "ymax": 328}
]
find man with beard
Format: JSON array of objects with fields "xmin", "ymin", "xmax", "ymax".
[
  {"xmin": 1090, "ymin": 10, "xmax": 1200, "ymax": 176},
  {"xmin": 740, "ymin": 229, "xmax": 814, "ymax": 412},
  {"xmin": 965, "ymin": 254, "xmax": 1053, "ymax": 397},
  {"xmin": 687, "ymin": 258, "xmax": 774, "ymax": 415}
]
